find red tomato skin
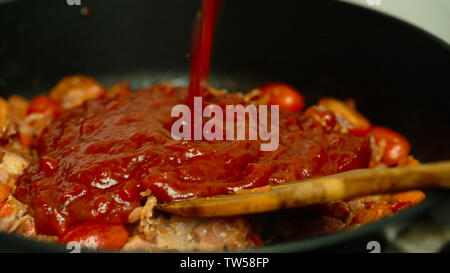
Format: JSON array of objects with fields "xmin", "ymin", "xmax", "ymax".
[
  {"xmin": 369, "ymin": 126, "xmax": 410, "ymax": 166},
  {"xmin": 27, "ymin": 95, "xmax": 63, "ymax": 117},
  {"xmin": 259, "ymin": 83, "xmax": 305, "ymax": 112},
  {"xmin": 61, "ymin": 223, "xmax": 129, "ymax": 250},
  {"xmin": 349, "ymin": 126, "xmax": 371, "ymax": 137}
]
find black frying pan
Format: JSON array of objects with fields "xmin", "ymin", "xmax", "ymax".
[{"xmin": 0, "ymin": 0, "xmax": 449, "ymax": 252}]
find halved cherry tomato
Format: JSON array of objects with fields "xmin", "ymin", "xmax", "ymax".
[
  {"xmin": 259, "ymin": 83, "xmax": 305, "ymax": 112},
  {"xmin": 27, "ymin": 95, "xmax": 63, "ymax": 117},
  {"xmin": 61, "ymin": 222, "xmax": 129, "ymax": 250},
  {"xmin": 318, "ymin": 98, "xmax": 371, "ymax": 136},
  {"xmin": 0, "ymin": 184, "xmax": 11, "ymax": 204},
  {"xmin": 368, "ymin": 126, "xmax": 410, "ymax": 166}
]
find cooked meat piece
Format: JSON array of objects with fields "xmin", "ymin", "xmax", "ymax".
[
  {"xmin": 7, "ymin": 95, "xmax": 29, "ymax": 125},
  {"xmin": 249, "ymin": 191, "xmax": 425, "ymax": 243},
  {"xmin": 0, "ymin": 149, "xmax": 30, "ymax": 187},
  {"xmin": 50, "ymin": 75, "xmax": 105, "ymax": 109},
  {"xmin": 22, "ymin": 112, "xmax": 54, "ymax": 138},
  {"xmin": 123, "ymin": 196, "xmax": 262, "ymax": 252},
  {"xmin": 1, "ymin": 150, "xmax": 29, "ymax": 176},
  {"xmin": 191, "ymin": 216, "xmax": 259, "ymax": 251},
  {"xmin": 0, "ymin": 196, "xmax": 36, "ymax": 236}
]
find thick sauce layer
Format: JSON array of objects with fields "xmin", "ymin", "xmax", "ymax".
[{"xmin": 16, "ymin": 86, "xmax": 370, "ymax": 235}]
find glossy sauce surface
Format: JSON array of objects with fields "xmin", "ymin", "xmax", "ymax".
[{"xmin": 16, "ymin": 86, "xmax": 371, "ymax": 235}]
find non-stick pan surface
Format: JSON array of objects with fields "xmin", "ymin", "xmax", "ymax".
[{"xmin": 0, "ymin": 0, "xmax": 449, "ymax": 252}]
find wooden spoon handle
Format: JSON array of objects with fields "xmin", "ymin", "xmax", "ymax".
[{"xmin": 158, "ymin": 161, "xmax": 450, "ymax": 217}]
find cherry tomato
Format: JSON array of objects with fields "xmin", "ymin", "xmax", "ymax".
[
  {"xmin": 61, "ymin": 222, "xmax": 129, "ymax": 250},
  {"xmin": 259, "ymin": 83, "xmax": 305, "ymax": 112},
  {"xmin": 0, "ymin": 184, "xmax": 11, "ymax": 204},
  {"xmin": 318, "ymin": 98, "xmax": 371, "ymax": 136},
  {"xmin": 27, "ymin": 95, "xmax": 63, "ymax": 117},
  {"xmin": 369, "ymin": 126, "xmax": 410, "ymax": 166}
]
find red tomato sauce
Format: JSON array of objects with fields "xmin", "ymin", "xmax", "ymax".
[
  {"xmin": 15, "ymin": 85, "xmax": 371, "ymax": 235},
  {"xmin": 188, "ymin": 0, "xmax": 221, "ymax": 99}
]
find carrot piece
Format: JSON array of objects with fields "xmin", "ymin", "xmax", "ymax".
[
  {"xmin": 0, "ymin": 184, "xmax": 11, "ymax": 203},
  {"xmin": 394, "ymin": 190, "xmax": 426, "ymax": 205}
]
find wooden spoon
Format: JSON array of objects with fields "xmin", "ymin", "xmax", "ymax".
[{"xmin": 158, "ymin": 161, "xmax": 450, "ymax": 217}]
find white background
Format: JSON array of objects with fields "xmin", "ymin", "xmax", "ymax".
[{"xmin": 342, "ymin": 0, "xmax": 450, "ymax": 43}]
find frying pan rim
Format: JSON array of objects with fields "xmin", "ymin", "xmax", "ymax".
[
  {"xmin": 0, "ymin": 190, "xmax": 447, "ymax": 253},
  {"xmin": 1, "ymin": 0, "xmax": 449, "ymax": 49}
]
